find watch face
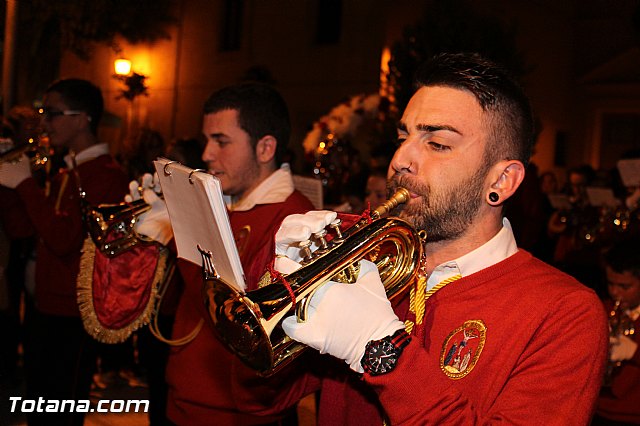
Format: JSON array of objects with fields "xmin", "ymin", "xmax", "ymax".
[{"xmin": 364, "ymin": 340, "xmax": 398, "ymax": 375}]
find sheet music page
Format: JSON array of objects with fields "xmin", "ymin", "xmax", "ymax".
[
  {"xmin": 586, "ymin": 187, "xmax": 619, "ymax": 207},
  {"xmin": 292, "ymin": 174, "xmax": 323, "ymax": 209},
  {"xmin": 617, "ymin": 158, "xmax": 640, "ymax": 187},
  {"xmin": 153, "ymin": 158, "xmax": 246, "ymax": 292},
  {"xmin": 547, "ymin": 193, "xmax": 572, "ymax": 210}
]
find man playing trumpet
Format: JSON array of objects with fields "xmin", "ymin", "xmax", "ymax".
[
  {"xmin": 271, "ymin": 53, "xmax": 609, "ymax": 424},
  {"xmin": 593, "ymin": 239, "xmax": 640, "ymax": 425}
]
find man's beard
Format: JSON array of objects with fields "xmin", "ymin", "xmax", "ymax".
[{"xmin": 389, "ymin": 167, "xmax": 488, "ymax": 242}]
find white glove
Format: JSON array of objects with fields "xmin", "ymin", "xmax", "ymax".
[
  {"xmin": 125, "ymin": 173, "xmax": 173, "ymax": 246},
  {"xmin": 274, "ymin": 210, "xmax": 337, "ymax": 274},
  {"xmin": 0, "ymin": 154, "xmax": 32, "ymax": 188},
  {"xmin": 610, "ymin": 335, "xmax": 638, "ymax": 362},
  {"xmin": 282, "ymin": 259, "xmax": 405, "ymax": 373}
]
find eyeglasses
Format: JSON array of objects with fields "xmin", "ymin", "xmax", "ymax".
[{"xmin": 38, "ymin": 107, "xmax": 84, "ymax": 120}]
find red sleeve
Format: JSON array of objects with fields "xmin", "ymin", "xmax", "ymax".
[
  {"xmin": 14, "ymin": 159, "xmax": 129, "ymax": 258},
  {"xmin": 14, "ymin": 176, "xmax": 85, "ymax": 257},
  {"xmin": 0, "ymin": 185, "xmax": 35, "ymax": 238},
  {"xmin": 365, "ymin": 290, "xmax": 608, "ymax": 425}
]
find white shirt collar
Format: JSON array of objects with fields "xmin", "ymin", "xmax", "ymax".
[
  {"xmin": 64, "ymin": 143, "xmax": 109, "ymax": 169},
  {"xmin": 227, "ymin": 163, "xmax": 295, "ymax": 212},
  {"xmin": 427, "ymin": 217, "xmax": 518, "ymax": 289}
]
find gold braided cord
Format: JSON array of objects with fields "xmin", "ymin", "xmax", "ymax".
[
  {"xmin": 54, "ymin": 173, "xmax": 69, "ymax": 213},
  {"xmin": 405, "ymin": 274, "xmax": 462, "ymax": 334}
]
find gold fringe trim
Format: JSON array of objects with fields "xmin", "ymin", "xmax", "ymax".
[{"xmin": 77, "ymin": 237, "xmax": 166, "ymax": 344}]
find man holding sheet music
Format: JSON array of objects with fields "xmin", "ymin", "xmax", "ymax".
[{"xmin": 135, "ymin": 82, "xmax": 314, "ymax": 425}]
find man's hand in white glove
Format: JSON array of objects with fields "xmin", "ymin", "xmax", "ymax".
[
  {"xmin": 282, "ymin": 259, "xmax": 405, "ymax": 373},
  {"xmin": 0, "ymin": 153, "xmax": 32, "ymax": 188},
  {"xmin": 124, "ymin": 173, "xmax": 173, "ymax": 246},
  {"xmin": 610, "ymin": 334, "xmax": 638, "ymax": 362},
  {"xmin": 274, "ymin": 210, "xmax": 337, "ymax": 274}
]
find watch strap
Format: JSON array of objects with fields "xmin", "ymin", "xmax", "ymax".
[
  {"xmin": 388, "ymin": 328, "xmax": 411, "ymax": 351},
  {"xmin": 361, "ymin": 328, "xmax": 412, "ymax": 375}
]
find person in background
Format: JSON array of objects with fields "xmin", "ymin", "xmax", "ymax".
[
  {"xmin": 0, "ymin": 78, "xmax": 129, "ymax": 426},
  {"xmin": 364, "ymin": 166, "xmax": 388, "ymax": 210},
  {"xmin": 119, "ymin": 127, "xmax": 167, "ymax": 181},
  {"xmin": 269, "ymin": 52, "xmax": 608, "ymax": 424},
  {"xmin": 539, "ymin": 170, "xmax": 558, "ymax": 195},
  {"xmin": 593, "ymin": 239, "xmax": 640, "ymax": 425},
  {"xmin": 165, "ymin": 137, "xmax": 207, "ymax": 170},
  {"xmin": 0, "ymin": 109, "xmax": 41, "ymax": 390}
]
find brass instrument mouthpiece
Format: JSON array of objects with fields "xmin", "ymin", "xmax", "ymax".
[{"xmin": 372, "ymin": 187, "xmax": 409, "ymax": 219}]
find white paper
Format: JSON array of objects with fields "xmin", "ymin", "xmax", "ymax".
[
  {"xmin": 617, "ymin": 158, "xmax": 640, "ymax": 187},
  {"xmin": 547, "ymin": 193, "xmax": 572, "ymax": 210},
  {"xmin": 292, "ymin": 175, "xmax": 324, "ymax": 209},
  {"xmin": 586, "ymin": 186, "xmax": 619, "ymax": 207},
  {"xmin": 154, "ymin": 158, "xmax": 246, "ymax": 292}
]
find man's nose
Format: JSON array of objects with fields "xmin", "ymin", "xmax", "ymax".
[
  {"xmin": 609, "ymin": 286, "xmax": 622, "ymax": 301},
  {"xmin": 390, "ymin": 139, "xmax": 416, "ymax": 175},
  {"xmin": 202, "ymin": 142, "xmax": 216, "ymax": 162}
]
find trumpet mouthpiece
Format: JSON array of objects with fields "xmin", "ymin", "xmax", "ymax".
[{"xmin": 372, "ymin": 187, "xmax": 410, "ymax": 219}]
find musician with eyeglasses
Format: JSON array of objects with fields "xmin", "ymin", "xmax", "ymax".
[
  {"xmin": 593, "ymin": 239, "xmax": 640, "ymax": 425},
  {"xmin": 261, "ymin": 53, "xmax": 609, "ymax": 425},
  {"xmin": 0, "ymin": 79, "xmax": 129, "ymax": 426}
]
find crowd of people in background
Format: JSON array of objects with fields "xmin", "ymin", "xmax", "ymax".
[{"xmin": 0, "ymin": 62, "xmax": 638, "ymax": 425}]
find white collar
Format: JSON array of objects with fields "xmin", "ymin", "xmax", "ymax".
[
  {"xmin": 227, "ymin": 163, "xmax": 295, "ymax": 212},
  {"xmin": 64, "ymin": 143, "xmax": 109, "ymax": 169},
  {"xmin": 428, "ymin": 217, "xmax": 518, "ymax": 289}
]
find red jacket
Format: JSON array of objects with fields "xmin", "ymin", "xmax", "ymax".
[
  {"xmin": 8, "ymin": 154, "xmax": 129, "ymax": 316},
  {"xmin": 364, "ymin": 250, "xmax": 608, "ymax": 425}
]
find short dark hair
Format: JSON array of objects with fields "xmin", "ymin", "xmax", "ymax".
[
  {"xmin": 603, "ymin": 240, "xmax": 640, "ymax": 279},
  {"xmin": 203, "ymin": 82, "xmax": 290, "ymax": 165},
  {"xmin": 413, "ymin": 52, "xmax": 535, "ymax": 167},
  {"xmin": 45, "ymin": 79, "xmax": 104, "ymax": 135}
]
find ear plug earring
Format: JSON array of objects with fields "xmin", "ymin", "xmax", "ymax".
[{"xmin": 489, "ymin": 192, "xmax": 500, "ymax": 203}]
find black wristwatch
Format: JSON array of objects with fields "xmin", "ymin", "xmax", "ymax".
[{"xmin": 361, "ymin": 329, "xmax": 411, "ymax": 376}]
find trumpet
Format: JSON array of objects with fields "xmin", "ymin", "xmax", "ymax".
[
  {"xmin": 82, "ymin": 198, "xmax": 154, "ymax": 257},
  {"xmin": 203, "ymin": 188, "xmax": 423, "ymax": 376},
  {"xmin": 0, "ymin": 137, "xmax": 49, "ymax": 169},
  {"xmin": 604, "ymin": 299, "xmax": 636, "ymax": 386}
]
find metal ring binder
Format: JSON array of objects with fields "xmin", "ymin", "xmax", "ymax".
[
  {"xmin": 189, "ymin": 169, "xmax": 206, "ymax": 184},
  {"xmin": 163, "ymin": 161, "xmax": 177, "ymax": 175}
]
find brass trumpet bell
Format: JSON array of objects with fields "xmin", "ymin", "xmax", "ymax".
[
  {"xmin": 83, "ymin": 199, "xmax": 153, "ymax": 257},
  {"xmin": 203, "ymin": 188, "xmax": 422, "ymax": 376}
]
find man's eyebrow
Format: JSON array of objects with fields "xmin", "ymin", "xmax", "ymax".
[
  {"xmin": 205, "ymin": 132, "xmax": 226, "ymax": 139},
  {"xmin": 397, "ymin": 121, "xmax": 461, "ymax": 135},
  {"xmin": 415, "ymin": 123, "xmax": 461, "ymax": 135}
]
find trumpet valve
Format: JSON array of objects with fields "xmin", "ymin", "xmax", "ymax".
[
  {"xmin": 312, "ymin": 229, "xmax": 329, "ymax": 253},
  {"xmin": 298, "ymin": 240, "xmax": 313, "ymax": 263},
  {"xmin": 329, "ymin": 218, "xmax": 344, "ymax": 242}
]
